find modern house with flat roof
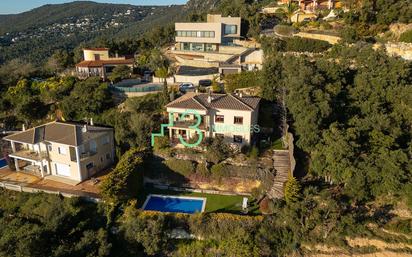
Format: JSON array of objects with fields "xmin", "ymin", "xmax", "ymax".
[
  {"xmin": 3, "ymin": 121, "xmax": 115, "ymax": 184},
  {"xmin": 75, "ymin": 48, "xmax": 134, "ymax": 80},
  {"xmin": 165, "ymin": 92, "xmax": 261, "ymax": 147},
  {"xmin": 169, "ymin": 14, "xmax": 264, "ymax": 84},
  {"xmin": 175, "ymin": 14, "xmax": 241, "ymax": 52}
]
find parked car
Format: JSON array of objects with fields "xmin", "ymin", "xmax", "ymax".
[
  {"xmin": 198, "ymin": 79, "xmax": 212, "ymax": 87},
  {"xmin": 179, "ymin": 82, "xmax": 195, "ymax": 93}
]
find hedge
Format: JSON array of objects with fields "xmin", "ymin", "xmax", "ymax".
[{"xmin": 284, "ymin": 37, "xmax": 331, "ymax": 53}]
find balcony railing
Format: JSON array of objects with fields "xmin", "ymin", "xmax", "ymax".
[
  {"xmin": 80, "ymin": 151, "xmax": 97, "ymax": 160},
  {"xmin": 10, "ymin": 150, "xmax": 48, "ymax": 161},
  {"xmin": 170, "ymin": 120, "xmax": 208, "ymax": 130}
]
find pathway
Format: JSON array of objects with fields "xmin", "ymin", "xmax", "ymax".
[{"xmin": 267, "ymin": 150, "xmax": 291, "ymax": 199}]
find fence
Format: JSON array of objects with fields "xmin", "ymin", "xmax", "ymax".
[{"xmin": 145, "ymin": 182, "xmax": 251, "ymax": 197}]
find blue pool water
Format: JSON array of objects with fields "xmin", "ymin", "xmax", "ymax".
[
  {"xmin": 143, "ymin": 195, "xmax": 205, "ymax": 214},
  {"xmin": 0, "ymin": 158, "xmax": 7, "ymax": 168}
]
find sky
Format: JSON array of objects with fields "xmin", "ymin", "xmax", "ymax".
[{"xmin": 0, "ymin": 0, "xmax": 188, "ymax": 14}]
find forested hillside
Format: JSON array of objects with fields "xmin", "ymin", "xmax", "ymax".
[{"xmin": 0, "ymin": 1, "xmax": 184, "ymax": 64}]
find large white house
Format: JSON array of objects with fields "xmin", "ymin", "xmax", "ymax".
[
  {"xmin": 3, "ymin": 121, "xmax": 115, "ymax": 184},
  {"xmin": 165, "ymin": 92, "xmax": 261, "ymax": 147}
]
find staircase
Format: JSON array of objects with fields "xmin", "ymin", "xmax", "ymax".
[{"xmin": 267, "ymin": 150, "xmax": 290, "ymax": 199}]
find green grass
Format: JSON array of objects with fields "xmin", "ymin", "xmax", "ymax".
[{"xmin": 140, "ymin": 188, "xmax": 260, "ymax": 214}]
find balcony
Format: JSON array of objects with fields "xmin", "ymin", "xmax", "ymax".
[
  {"xmin": 9, "ymin": 150, "xmax": 48, "ymax": 161},
  {"xmin": 170, "ymin": 120, "xmax": 208, "ymax": 131},
  {"xmin": 80, "ymin": 151, "xmax": 97, "ymax": 161}
]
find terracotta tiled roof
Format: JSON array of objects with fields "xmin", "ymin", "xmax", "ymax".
[
  {"xmin": 4, "ymin": 121, "xmax": 113, "ymax": 146},
  {"xmin": 75, "ymin": 59, "xmax": 134, "ymax": 68},
  {"xmin": 166, "ymin": 93, "xmax": 260, "ymax": 111}
]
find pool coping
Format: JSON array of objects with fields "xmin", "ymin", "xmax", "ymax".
[{"xmin": 142, "ymin": 194, "xmax": 207, "ymax": 213}]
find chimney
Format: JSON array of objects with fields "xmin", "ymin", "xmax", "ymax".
[
  {"xmin": 207, "ymin": 91, "xmax": 212, "ymax": 103},
  {"xmin": 115, "ymin": 52, "xmax": 119, "ymax": 58},
  {"xmin": 82, "ymin": 125, "xmax": 88, "ymax": 133},
  {"xmin": 239, "ymin": 92, "xmax": 243, "ymax": 98},
  {"xmin": 90, "ymin": 118, "xmax": 94, "ymax": 126},
  {"xmin": 22, "ymin": 124, "xmax": 26, "ymax": 131}
]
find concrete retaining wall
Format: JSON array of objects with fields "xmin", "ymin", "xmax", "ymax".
[
  {"xmin": 295, "ymin": 32, "xmax": 341, "ymax": 44},
  {"xmin": 0, "ymin": 181, "xmax": 101, "ymax": 202}
]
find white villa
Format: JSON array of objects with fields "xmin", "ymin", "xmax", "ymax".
[
  {"xmin": 3, "ymin": 121, "xmax": 115, "ymax": 184},
  {"xmin": 165, "ymin": 92, "xmax": 261, "ymax": 147}
]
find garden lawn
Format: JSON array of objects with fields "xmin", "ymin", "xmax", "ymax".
[{"xmin": 140, "ymin": 188, "xmax": 259, "ymax": 214}]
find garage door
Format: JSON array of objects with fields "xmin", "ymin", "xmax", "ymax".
[{"xmin": 55, "ymin": 163, "xmax": 71, "ymax": 177}]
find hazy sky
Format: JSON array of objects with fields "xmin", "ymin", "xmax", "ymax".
[{"xmin": 0, "ymin": 0, "xmax": 188, "ymax": 14}]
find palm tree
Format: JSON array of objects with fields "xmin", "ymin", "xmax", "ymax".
[{"xmin": 277, "ymin": 0, "xmax": 300, "ymax": 23}]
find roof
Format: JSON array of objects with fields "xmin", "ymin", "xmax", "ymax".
[
  {"xmin": 4, "ymin": 121, "xmax": 113, "ymax": 146},
  {"xmin": 76, "ymin": 59, "xmax": 134, "ymax": 68},
  {"xmin": 166, "ymin": 92, "xmax": 260, "ymax": 111}
]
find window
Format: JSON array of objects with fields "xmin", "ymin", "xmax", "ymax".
[
  {"xmin": 234, "ymin": 116, "xmax": 243, "ymax": 124},
  {"xmin": 205, "ymin": 44, "xmax": 217, "ymax": 52},
  {"xmin": 86, "ymin": 162, "xmax": 94, "ymax": 170},
  {"xmin": 90, "ymin": 140, "xmax": 97, "ymax": 154},
  {"xmin": 224, "ymin": 25, "xmax": 237, "ymax": 35},
  {"xmin": 102, "ymin": 136, "xmax": 110, "ymax": 145},
  {"xmin": 191, "ymin": 43, "xmax": 204, "ymax": 52},
  {"xmin": 191, "ymin": 31, "xmax": 197, "ymax": 37},
  {"xmin": 215, "ymin": 115, "xmax": 224, "ymax": 123},
  {"xmin": 47, "ymin": 145, "xmax": 52, "ymax": 152},
  {"xmin": 79, "ymin": 145, "xmax": 86, "ymax": 154},
  {"xmin": 94, "ymin": 54, "xmax": 101, "ymax": 60},
  {"xmin": 233, "ymin": 135, "xmax": 243, "ymax": 143},
  {"xmin": 58, "ymin": 146, "xmax": 67, "ymax": 155}
]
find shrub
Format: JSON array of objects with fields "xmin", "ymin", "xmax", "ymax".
[
  {"xmin": 274, "ymin": 25, "xmax": 296, "ymax": 36},
  {"xmin": 153, "ymin": 136, "xmax": 170, "ymax": 151},
  {"xmin": 384, "ymin": 219, "xmax": 412, "ymax": 234},
  {"xmin": 196, "ymin": 162, "xmax": 210, "ymax": 177},
  {"xmin": 340, "ymin": 26, "xmax": 360, "ymax": 43},
  {"xmin": 224, "ymin": 71, "xmax": 262, "ymax": 93},
  {"xmin": 210, "ymin": 163, "xmax": 226, "ymax": 181},
  {"xmin": 163, "ymin": 158, "xmax": 195, "ymax": 177},
  {"xmin": 399, "ymin": 30, "xmax": 412, "ymax": 43},
  {"xmin": 100, "ymin": 147, "xmax": 149, "ymax": 204},
  {"xmin": 284, "ymin": 175, "xmax": 301, "ymax": 204},
  {"xmin": 284, "ymin": 37, "xmax": 331, "ymax": 52},
  {"xmin": 206, "ymin": 137, "xmax": 231, "ymax": 164},
  {"xmin": 249, "ymin": 146, "xmax": 259, "ymax": 160},
  {"xmin": 259, "ymin": 197, "xmax": 274, "ymax": 214}
]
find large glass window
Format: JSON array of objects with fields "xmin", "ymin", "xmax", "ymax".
[
  {"xmin": 191, "ymin": 43, "xmax": 204, "ymax": 52},
  {"xmin": 224, "ymin": 25, "xmax": 237, "ymax": 35},
  {"xmin": 176, "ymin": 30, "xmax": 215, "ymax": 38},
  {"xmin": 205, "ymin": 44, "xmax": 217, "ymax": 52},
  {"xmin": 182, "ymin": 42, "xmax": 190, "ymax": 51}
]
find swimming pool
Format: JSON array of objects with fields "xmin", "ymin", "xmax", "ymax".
[
  {"xmin": 142, "ymin": 195, "xmax": 206, "ymax": 214},
  {"xmin": 0, "ymin": 158, "xmax": 7, "ymax": 169}
]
